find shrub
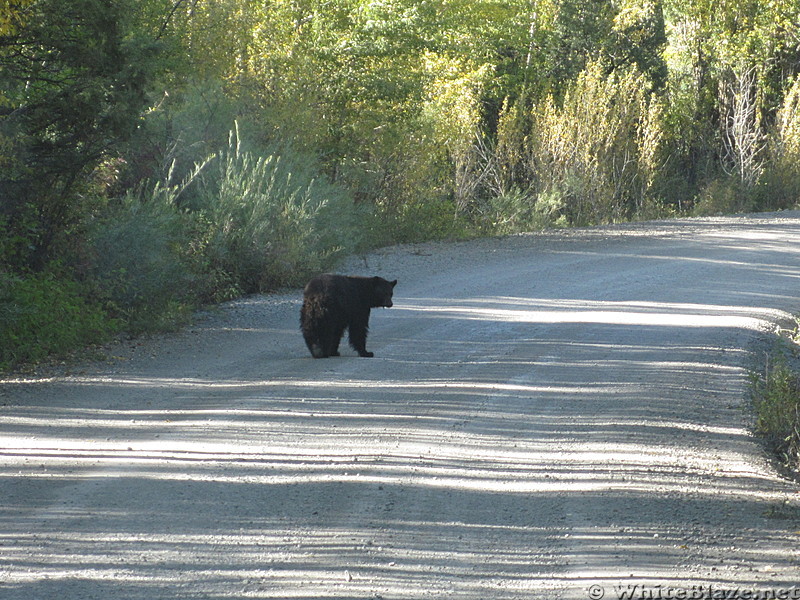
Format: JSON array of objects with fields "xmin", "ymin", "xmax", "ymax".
[
  {"xmin": 195, "ymin": 125, "xmax": 364, "ymax": 296},
  {"xmin": 485, "ymin": 188, "xmax": 567, "ymax": 234},
  {"xmin": 692, "ymin": 177, "xmax": 756, "ymax": 216},
  {"xmin": 494, "ymin": 62, "xmax": 665, "ymax": 226},
  {"xmin": 86, "ymin": 180, "xmax": 197, "ymax": 333},
  {"xmin": 758, "ymin": 75, "xmax": 800, "ymax": 210},
  {"xmin": 366, "ymin": 196, "xmax": 473, "ymax": 245}
]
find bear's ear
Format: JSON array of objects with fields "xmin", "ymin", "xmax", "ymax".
[{"xmin": 391, "ymin": 279, "xmax": 397, "ymax": 287}]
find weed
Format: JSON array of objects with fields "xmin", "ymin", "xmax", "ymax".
[{"xmin": 750, "ymin": 346, "xmax": 800, "ymax": 474}]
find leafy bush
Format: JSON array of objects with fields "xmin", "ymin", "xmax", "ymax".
[
  {"xmin": 194, "ymin": 125, "xmax": 364, "ymax": 296},
  {"xmin": 692, "ymin": 177, "xmax": 756, "ymax": 216},
  {"xmin": 366, "ymin": 197, "xmax": 473, "ymax": 245},
  {"xmin": 86, "ymin": 181, "xmax": 197, "ymax": 333},
  {"xmin": 758, "ymin": 75, "xmax": 800, "ymax": 210},
  {"xmin": 494, "ymin": 62, "xmax": 666, "ymax": 227},
  {"xmin": 485, "ymin": 188, "xmax": 567, "ymax": 234},
  {"xmin": 0, "ymin": 270, "xmax": 116, "ymax": 370}
]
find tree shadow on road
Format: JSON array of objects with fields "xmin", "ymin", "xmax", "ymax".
[{"xmin": 3, "ymin": 219, "xmax": 800, "ymax": 598}]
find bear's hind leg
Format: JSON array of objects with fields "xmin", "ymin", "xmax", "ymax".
[
  {"xmin": 325, "ymin": 322, "xmax": 346, "ymax": 357},
  {"xmin": 303, "ymin": 328, "xmax": 328, "ymax": 358},
  {"xmin": 301, "ymin": 297, "xmax": 335, "ymax": 358}
]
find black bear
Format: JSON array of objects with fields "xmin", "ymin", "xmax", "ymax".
[{"xmin": 300, "ymin": 274, "xmax": 397, "ymax": 358}]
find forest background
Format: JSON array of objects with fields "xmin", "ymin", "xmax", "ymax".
[{"xmin": 1, "ymin": 0, "xmax": 800, "ymax": 369}]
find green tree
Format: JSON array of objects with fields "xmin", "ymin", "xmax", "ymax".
[
  {"xmin": 662, "ymin": 0, "xmax": 800, "ymax": 207},
  {"xmin": 608, "ymin": 0, "xmax": 668, "ymax": 89},
  {"xmin": 0, "ymin": 0, "xmax": 162, "ymax": 268}
]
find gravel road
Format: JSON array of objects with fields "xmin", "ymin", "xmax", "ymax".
[{"xmin": 2, "ymin": 213, "xmax": 800, "ymax": 599}]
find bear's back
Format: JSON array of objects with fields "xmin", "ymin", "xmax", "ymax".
[{"xmin": 304, "ymin": 274, "xmax": 396, "ymax": 310}]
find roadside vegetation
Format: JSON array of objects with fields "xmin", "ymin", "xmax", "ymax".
[
  {"xmin": 2, "ymin": 0, "xmax": 800, "ymax": 370},
  {"xmin": 750, "ymin": 324, "xmax": 800, "ymax": 477}
]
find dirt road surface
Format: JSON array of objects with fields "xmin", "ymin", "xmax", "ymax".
[{"xmin": 3, "ymin": 213, "xmax": 800, "ymax": 599}]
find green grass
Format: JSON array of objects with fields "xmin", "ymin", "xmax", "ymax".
[{"xmin": 0, "ymin": 271, "xmax": 118, "ymax": 371}]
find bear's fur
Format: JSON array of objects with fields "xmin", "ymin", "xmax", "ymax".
[{"xmin": 300, "ymin": 274, "xmax": 397, "ymax": 358}]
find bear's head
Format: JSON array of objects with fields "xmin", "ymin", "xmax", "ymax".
[{"xmin": 372, "ymin": 277, "xmax": 397, "ymax": 308}]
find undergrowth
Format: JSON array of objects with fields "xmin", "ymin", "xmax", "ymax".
[
  {"xmin": 749, "ymin": 324, "xmax": 800, "ymax": 476},
  {"xmin": 193, "ymin": 125, "xmax": 363, "ymax": 297},
  {"xmin": 0, "ymin": 270, "xmax": 118, "ymax": 370}
]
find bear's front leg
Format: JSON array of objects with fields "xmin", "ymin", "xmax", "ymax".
[{"xmin": 348, "ymin": 314, "xmax": 373, "ymax": 357}]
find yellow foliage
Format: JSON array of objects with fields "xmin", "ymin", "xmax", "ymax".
[
  {"xmin": 499, "ymin": 61, "xmax": 665, "ymax": 225},
  {"xmin": 422, "ymin": 52, "xmax": 491, "ymax": 153},
  {"xmin": 0, "ymin": 0, "xmax": 34, "ymax": 36},
  {"xmin": 776, "ymin": 76, "xmax": 800, "ymax": 162}
]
